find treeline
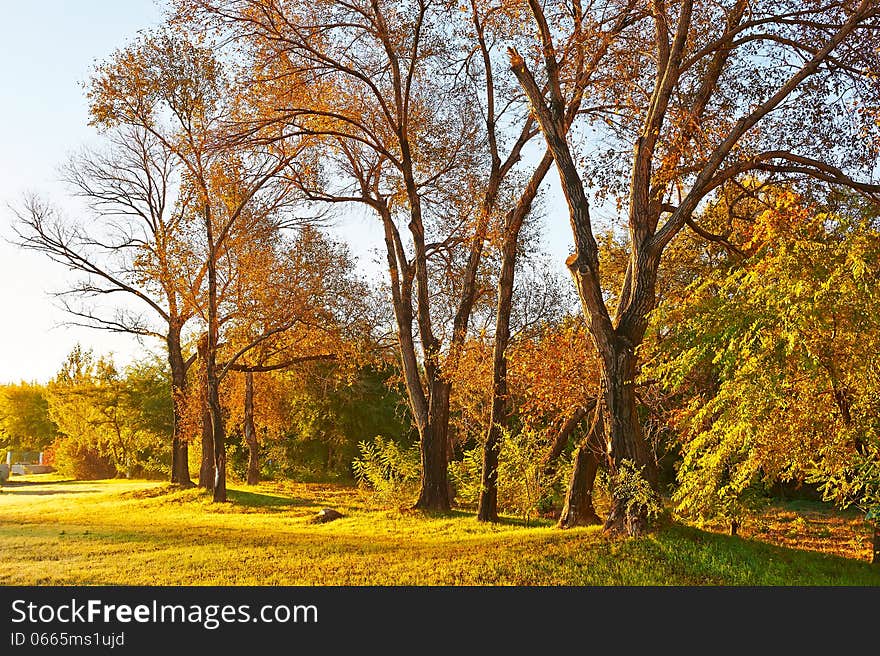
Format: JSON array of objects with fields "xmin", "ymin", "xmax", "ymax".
[
  {"xmin": 0, "ymin": 349, "xmax": 411, "ymax": 483},
  {"xmin": 4, "ymin": 0, "xmax": 880, "ymax": 557}
]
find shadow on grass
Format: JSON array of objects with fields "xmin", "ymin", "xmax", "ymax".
[
  {"xmin": 226, "ymin": 488, "xmax": 312, "ymax": 509},
  {"xmin": 0, "ymin": 479, "xmax": 100, "ymax": 496},
  {"xmin": 2, "ymin": 479, "xmax": 78, "ymax": 486},
  {"xmin": 494, "ymin": 514, "xmax": 556, "ymax": 528},
  {"xmin": 653, "ymin": 523, "xmax": 880, "ymax": 583},
  {"xmin": 391, "ymin": 506, "xmax": 556, "ymax": 528}
]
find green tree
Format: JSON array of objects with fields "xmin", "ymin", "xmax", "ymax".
[
  {"xmin": 0, "ymin": 383, "xmax": 57, "ymax": 454},
  {"xmin": 48, "ymin": 347, "xmax": 172, "ymax": 479},
  {"xmin": 649, "ymin": 191, "xmax": 880, "ymax": 555}
]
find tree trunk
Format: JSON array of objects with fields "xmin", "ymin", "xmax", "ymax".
[
  {"xmin": 730, "ymin": 519, "xmax": 740, "ymax": 536},
  {"xmin": 541, "ymin": 404, "xmax": 592, "ymax": 479},
  {"xmin": 477, "ymin": 235, "xmax": 517, "ymax": 522},
  {"xmin": 599, "ymin": 338, "xmax": 659, "ymax": 536},
  {"xmin": 196, "ymin": 341, "xmax": 215, "ymax": 491},
  {"xmin": 414, "ymin": 378, "xmax": 451, "ymax": 512},
  {"xmin": 167, "ymin": 326, "xmax": 192, "ymax": 487},
  {"xmin": 477, "ymin": 155, "xmax": 553, "ymax": 522},
  {"xmin": 243, "ymin": 371, "xmax": 259, "ymax": 486},
  {"xmin": 204, "ymin": 206, "xmax": 227, "ymax": 503},
  {"xmin": 557, "ymin": 405, "xmax": 604, "ymax": 528},
  {"xmin": 872, "ymin": 523, "xmax": 879, "ymax": 565},
  {"xmin": 198, "ymin": 384, "xmax": 214, "ymax": 490},
  {"xmin": 210, "ymin": 385, "xmax": 227, "ymax": 503}
]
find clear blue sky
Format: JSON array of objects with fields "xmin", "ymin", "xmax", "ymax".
[
  {"xmin": 0, "ymin": 0, "xmax": 579, "ymax": 385},
  {"xmin": 0, "ymin": 1, "xmax": 168, "ymax": 383}
]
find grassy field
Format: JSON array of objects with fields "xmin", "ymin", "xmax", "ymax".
[{"xmin": 1, "ymin": 475, "xmax": 878, "ymax": 585}]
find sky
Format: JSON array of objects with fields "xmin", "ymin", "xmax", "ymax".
[
  {"xmin": 0, "ymin": 0, "xmax": 578, "ymax": 385},
  {"xmin": 0, "ymin": 1, "xmax": 169, "ymax": 384}
]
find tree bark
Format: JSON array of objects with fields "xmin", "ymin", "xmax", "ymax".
[
  {"xmin": 558, "ymin": 405, "xmax": 604, "ymax": 528},
  {"xmin": 243, "ymin": 371, "xmax": 259, "ymax": 486},
  {"xmin": 198, "ymin": 389, "xmax": 214, "ymax": 491},
  {"xmin": 541, "ymin": 404, "xmax": 591, "ymax": 479},
  {"xmin": 167, "ymin": 324, "xmax": 192, "ymax": 487},
  {"xmin": 414, "ymin": 378, "xmax": 451, "ymax": 511},
  {"xmin": 872, "ymin": 523, "xmax": 879, "ymax": 565},
  {"xmin": 599, "ymin": 338, "xmax": 658, "ymax": 536}
]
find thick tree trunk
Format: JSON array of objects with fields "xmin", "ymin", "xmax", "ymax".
[
  {"xmin": 557, "ymin": 406, "xmax": 604, "ymax": 528},
  {"xmin": 167, "ymin": 326, "xmax": 192, "ymax": 487},
  {"xmin": 600, "ymin": 339, "xmax": 659, "ymax": 536},
  {"xmin": 414, "ymin": 378, "xmax": 451, "ymax": 512},
  {"xmin": 243, "ymin": 371, "xmax": 259, "ymax": 486}
]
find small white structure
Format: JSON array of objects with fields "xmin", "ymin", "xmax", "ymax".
[{"xmin": 6, "ymin": 451, "xmax": 53, "ymax": 476}]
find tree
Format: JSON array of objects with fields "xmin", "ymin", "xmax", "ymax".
[
  {"xmin": 87, "ymin": 28, "xmax": 311, "ymax": 501},
  {"xmin": 476, "ymin": 0, "xmax": 637, "ymax": 523},
  {"xmin": 509, "ymin": 0, "xmax": 880, "ymax": 534},
  {"xmin": 47, "ymin": 347, "xmax": 172, "ymax": 479},
  {"xmin": 177, "ymin": 0, "xmax": 572, "ymax": 512},
  {"xmin": 214, "ymin": 223, "xmax": 369, "ymax": 486},
  {"xmin": 14, "ymin": 127, "xmax": 200, "ymax": 485},
  {"xmin": 508, "ymin": 316, "xmax": 604, "ymax": 525},
  {"xmin": 0, "ymin": 382, "xmax": 57, "ymax": 454},
  {"xmin": 650, "ymin": 189, "xmax": 880, "ymax": 557}
]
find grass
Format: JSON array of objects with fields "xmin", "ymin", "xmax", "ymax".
[{"xmin": 1, "ymin": 475, "xmax": 878, "ymax": 586}]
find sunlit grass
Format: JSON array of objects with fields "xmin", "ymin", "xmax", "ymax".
[{"xmin": 1, "ymin": 476, "xmax": 877, "ymax": 585}]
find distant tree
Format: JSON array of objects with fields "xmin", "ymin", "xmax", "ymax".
[
  {"xmin": 0, "ymin": 382, "xmax": 57, "ymax": 454},
  {"xmin": 14, "ymin": 127, "xmax": 200, "ymax": 485},
  {"xmin": 47, "ymin": 347, "xmax": 172, "ymax": 479}
]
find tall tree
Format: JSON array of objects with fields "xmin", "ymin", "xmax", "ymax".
[
  {"xmin": 14, "ymin": 127, "xmax": 199, "ymax": 485},
  {"xmin": 510, "ymin": 0, "xmax": 880, "ymax": 534},
  {"xmin": 179, "ymin": 0, "xmax": 538, "ymax": 510},
  {"xmin": 87, "ymin": 28, "xmax": 313, "ymax": 501},
  {"xmin": 475, "ymin": 0, "xmax": 637, "ymax": 522}
]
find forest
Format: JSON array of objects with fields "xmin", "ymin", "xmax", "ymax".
[{"xmin": 2, "ymin": 0, "xmax": 880, "ymax": 582}]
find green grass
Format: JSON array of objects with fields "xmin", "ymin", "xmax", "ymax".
[{"xmin": 1, "ymin": 476, "xmax": 878, "ymax": 585}]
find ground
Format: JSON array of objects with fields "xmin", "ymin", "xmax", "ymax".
[{"xmin": 1, "ymin": 474, "xmax": 878, "ymax": 585}]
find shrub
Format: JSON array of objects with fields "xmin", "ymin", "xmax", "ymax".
[
  {"xmin": 352, "ymin": 436, "xmax": 421, "ymax": 505},
  {"xmin": 450, "ymin": 427, "xmax": 560, "ymax": 522},
  {"xmin": 52, "ymin": 437, "xmax": 116, "ymax": 480}
]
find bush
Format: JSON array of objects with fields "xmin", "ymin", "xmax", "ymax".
[
  {"xmin": 352, "ymin": 436, "xmax": 421, "ymax": 505},
  {"xmin": 52, "ymin": 438, "xmax": 116, "ymax": 480},
  {"xmin": 450, "ymin": 427, "xmax": 561, "ymax": 522},
  {"xmin": 607, "ymin": 460, "xmax": 664, "ymax": 521}
]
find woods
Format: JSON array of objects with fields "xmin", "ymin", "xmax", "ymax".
[{"xmin": 3, "ymin": 0, "xmax": 880, "ymax": 565}]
